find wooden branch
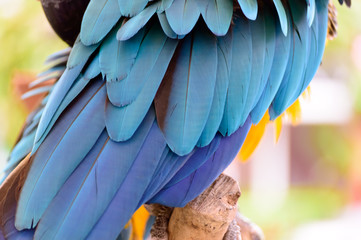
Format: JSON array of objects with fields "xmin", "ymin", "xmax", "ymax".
[
  {"xmin": 147, "ymin": 174, "xmax": 242, "ymax": 240},
  {"xmin": 146, "ymin": 173, "xmax": 265, "ymax": 240},
  {"xmin": 236, "ymin": 213, "xmax": 265, "ymax": 240}
]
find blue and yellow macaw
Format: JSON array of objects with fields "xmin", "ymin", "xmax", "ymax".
[{"xmin": 0, "ymin": 0, "xmax": 350, "ymax": 239}]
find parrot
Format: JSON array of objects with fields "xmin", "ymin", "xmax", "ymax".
[{"xmin": 0, "ymin": 0, "xmax": 351, "ymax": 239}]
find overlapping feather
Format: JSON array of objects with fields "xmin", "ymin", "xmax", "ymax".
[{"xmin": 7, "ymin": 1, "xmax": 332, "ymax": 239}]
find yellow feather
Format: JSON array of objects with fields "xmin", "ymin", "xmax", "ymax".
[
  {"xmin": 238, "ymin": 87, "xmax": 309, "ymax": 161},
  {"xmin": 238, "ymin": 112, "xmax": 270, "ymax": 161},
  {"xmin": 285, "ymin": 99, "xmax": 302, "ymax": 125},
  {"xmin": 130, "ymin": 206, "xmax": 150, "ymax": 240}
]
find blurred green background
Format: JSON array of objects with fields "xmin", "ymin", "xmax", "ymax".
[
  {"xmin": 0, "ymin": 1, "xmax": 360, "ymax": 239},
  {"xmin": 0, "ymin": 0, "xmax": 66, "ymax": 147}
]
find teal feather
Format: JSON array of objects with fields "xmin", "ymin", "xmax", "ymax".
[
  {"xmin": 33, "ymin": 56, "xmax": 99, "ymax": 153},
  {"xmin": 16, "ymin": 83, "xmax": 106, "ymax": 230},
  {"xmin": 29, "ymin": 73, "xmax": 61, "ymax": 88},
  {"xmin": 22, "ymin": 113, "xmax": 42, "ymax": 137},
  {"xmin": 44, "ymin": 48, "xmax": 71, "ymax": 64},
  {"xmin": 251, "ymin": 22, "xmax": 291, "ymax": 123},
  {"xmin": 197, "ymin": 31, "xmax": 233, "ymax": 147},
  {"xmin": 249, "ymin": 7, "xmax": 276, "ymax": 124},
  {"xmin": 237, "ymin": 0, "xmax": 258, "ymax": 20},
  {"xmin": 165, "ymin": 0, "xmax": 200, "ymax": 35},
  {"xmin": 289, "ymin": 0, "xmax": 328, "ymax": 104},
  {"xmin": 100, "ymin": 25, "xmax": 145, "ymax": 86},
  {"xmin": 105, "ymin": 36, "xmax": 178, "ymax": 141},
  {"xmin": 220, "ymin": 16, "xmax": 252, "ymax": 136},
  {"xmin": 34, "ymin": 73, "xmax": 97, "ymax": 153},
  {"xmin": 307, "ymin": 0, "xmax": 316, "ymax": 26},
  {"xmin": 107, "ymin": 24, "xmax": 170, "ymax": 107},
  {"xmin": 80, "ymin": 0, "xmax": 121, "ymax": 46},
  {"xmin": 154, "ymin": 25, "xmax": 217, "ymax": 155},
  {"xmin": 238, "ymin": 11, "xmax": 266, "ymax": 125},
  {"xmin": 160, "ymin": 0, "xmax": 175, "ymax": 11},
  {"xmin": 37, "ymin": 66, "xmax": 66, "ymax": 79},
  {"xmin": 158, "ymin": 12, "xmax": 179, "ymax": 39},
  {"xmin": 269, "ymin": 0, "xmax": 309, "ymax": 119},
  {"xmin": 117, "ymin": 0, "xmax": 149, "ymax": 16},
  {"xmin": 67, "ymin": 36, "xmax": 99, "ymax": 69},
  {"xmin": 273, "ymin": 0, "xmax": 288, "ymax": 35},
  {"xmin": 4, "ymin": 132, "xmax": 35, "ymax": 173},
  {"xmin": 83, "ymin": 54, "xmax": 101, "ymax": 81},
  {"xmin": 23, "ymin": 108, "xmax": 44, "ymax": 138},
  {"xmin": 200, "ymin": 0, "xmax": 233, "ymax": 36},
  {"xmin": 117, "ymin": 3, "xmax": 159, "ymax": 41},
  {"xmin": 287, "ymin": 23, "xmax": 313, "ymax": 106},
  {"xmin": 21, "ymin": 86, "xmax": 53, "ymax": 100},
  {"xmin": 34, "ymin": 64, "xmax": 84, "ymax": 148}
]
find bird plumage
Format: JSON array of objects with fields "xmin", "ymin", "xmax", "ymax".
[{"xmin": 0, "ymin": 0, "xmax": 348, "ymax": 239}]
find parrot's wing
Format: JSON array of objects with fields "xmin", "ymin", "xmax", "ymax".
[{"xmin": 3, "ymin": 0, "xmax": 330, "ymax": 239}]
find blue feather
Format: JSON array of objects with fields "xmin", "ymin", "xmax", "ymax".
[
  {"xmin": 83, "ymin": 54, "xmax": 101, "ymax": 81},
  {"xmin": 237, "ymin": 0, "xmax": 258, "ymax": 20},
  {"xmin": 4, "ymin": 132, "xmax": 35, "ymax": 173},
  {"xmin": 269, "ymin": 0, "xmax": 309, "ymax": 119},
  {"xmin": 35, "ymin": 109, "xmax": 159, "ymax": 240},
  {"xmin": 150, "ymin": 117, "xmax": 251, "ymax": 207},
  {"xmin": 239, "ymin": 11, "xmax": 266, "ymax": 125},
  {"xmin": 160, "ymin": 0, "xmax": 175, "ymax": 11},
  {"xmin": 167, "ymin": 135, "xmax": 221, "ymax": 187},
  {"xmin": 67, "ymin": 36, "xmax": 99, "ymax": 69},
  {"xmin": 273, "ymin": 0, "xmax": 288, "ymax": 35},
  {"xmin": 33, "ymin": 56, "xmax": 100, "ymax": 151},
  {"xmin": 140, "ymin": 147, "xmax": 190, "ymax": 202},
  {"xmin": 80, "ymin": 0, "xmax": 121, "ymax": 46},
  {"xmin": 154, "ymin": 25, "xmax": 217, "ymax": 156},
  {"xmin": 36, "ymin": 66, "xmax": 66, "ymax": 79},
  {"xmin": 23, "ymin": 107, "xmax": 44, "ymax": 136},
  {"xmin": 157, "ymin": 12, "xmax": 181, "ymax": 39},
  {"xmin": 249, "ymin": 8, "xmax": 276, "ymax": 124},
  {"xmin": 165, "ymin": 0, "xmax": 200, "ymax": 35},
  {"xmin": 21, "ymin": 86, "xmax": 52, "ymax": 100},
  {"xmin": 117, "ymin": 0, "xmax": 149, "ymax": 16},
  {"xmin": 251, "ymin": 9, "xmax": 276, "ymax": 120},
  {"xmin": 105, "ymin": 34, "xmax": 178, "ymax": 141},
  {"xmin": 198, "ymin": 31, "xmax": 233, "ymax": 146},
  {"xmin": 307, "ymin": 0, "xmax": 316, "ymax": 26},
  {"xmin": 100, "ymin": 24, "xmax": 145, "ymax": 85},
  {"xmin": 117, "ymin": 3, "xmax": 159, "ymax": 41},
  {"xmin": 107, "ymin": 24, "xmax": 169, "ymax": 107},
  {"xmin": 29, "ymin": 72, "xmax": 63, "ymax": 88},
  {"xmin": 290, "ymin": 0, "xmax": 328, "ymax": 103},
  {"xmin": 44, "ymin": 48, "xmax": 71, "ymax": 64},
  {"xmin": 33, "ymin": 76, "xmax": 96, "ymax": 153},
  {"xmin": 16, "ymin": 81, "xmax": 106, "ymax": 230},
  {"xmin": 251, "ymin": 22, "xmax": 291, "ymax": 123},
  {"xmin": 86, "ymin": 119, "xmax": 166, "ymax": 240},
  {"xmin": 220, "ymin": 16, "xmax": 252, "ymax": 136},
  {"xmin": 200, "ymin": 0, "xmax": 233, "ymax": 36},
  {"xmin": 33, "ymin": 131, "xmax": 109, "ymax": 240},
  {"xmin": 34, "ymin": 63, "xmax": 84, "ymax": 148}
]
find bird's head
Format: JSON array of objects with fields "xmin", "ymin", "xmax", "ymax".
[{"xmin": 40, "ymin": 0, "xmax": 90, "ymax": 46}]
